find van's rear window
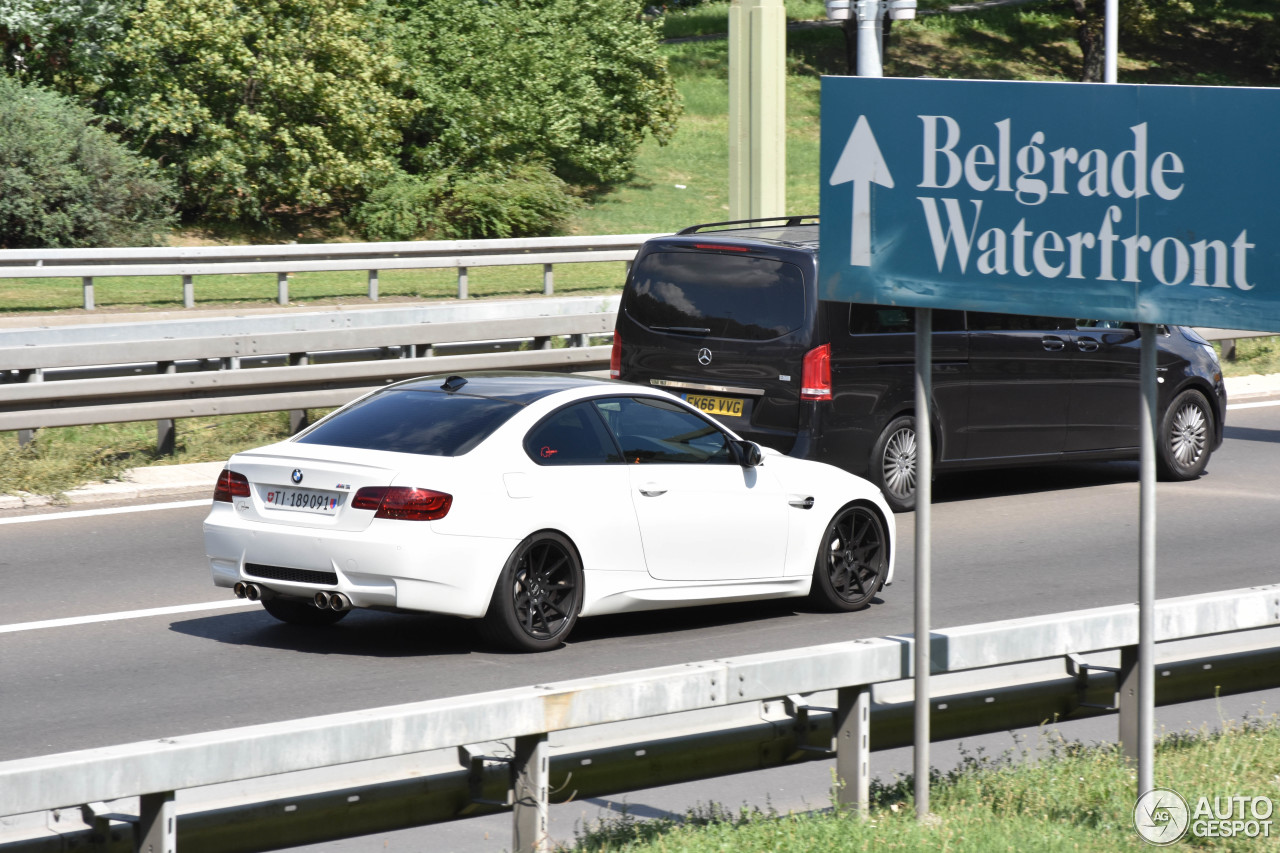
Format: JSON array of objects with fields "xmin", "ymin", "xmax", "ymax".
[
  {"xmin": 296, "ymin": 389, "xmax": 520, "ymax": 456},
  {"xmin": 623, "ymin": 252, "xmax": 805, "ymax": 341}
]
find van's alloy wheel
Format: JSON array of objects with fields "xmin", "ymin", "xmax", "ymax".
[
  {"xmin": 482, "ymin": 532, "xmax": 582, "ymax": 652},
  {"xmin": 1157, "ymin": 388, "xmax": 1213, "ymax": 481},
  {"xmin": 810, "ymin": 503, "xmax": 888, "ymax": 612},
  {"xmin": 871, "ymin": 415, "xmax": 917, "ymax": 513}
]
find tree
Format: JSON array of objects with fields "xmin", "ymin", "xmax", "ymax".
[
  {"xmin": 392, "ymin": 0, "xmax": 681, "ymax": 188},
  {"xmin": 0, "ymin": 74, "xmax": 176, "ymax": 248},
  {"xmin": 0, "ymin": 0, "xmax": 126, "ymax": 93},
  {"xmin": 1070, "ymin": 0, "xmax": 1196, "ymax": 82},
  {"xmin": 103, "ymin": 0, "xmax": 411, "ymax": 227}
]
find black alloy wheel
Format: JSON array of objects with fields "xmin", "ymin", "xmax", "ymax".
[
  {"xmin": 262, "ymin": 596, "xmax": 350, "ymax": 626},
  {"xmin": 482, "ymin": 532, "xmax": 583, "ymax": 652},
  {"xmin": 810, "ymin": 503, "xmax": 888, "ymax": 612},
  {"xmin": 871, "ymin": 415, "xmax": 917, "ymax": 513},
  {"xmin": 1157, "ymin": 388, "xmax": 1213, "ymax": 481}
]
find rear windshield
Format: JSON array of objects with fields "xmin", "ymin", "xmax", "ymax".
[
  {"xmin": 296, "ymin": 389, "xmax": 521, "ymax": 456},
  {"xmin": 624, "ymin": 251, "xmax": 806, "ymax": 341}
]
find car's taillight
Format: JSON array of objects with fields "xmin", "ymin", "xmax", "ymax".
[
  {"xmin": 213, "ymin": 469, "xmax": 250, "ymax": 502},
  {"xmin": 352, "ymin": 487, "xmax": 452, "ymax": 521},
  {"xmin": 610, "ymin": 331, "xmax": 622, "ymax": 379},
  {"xmin": 800, "ymin": 344, "xmax": 832, "ymax": 401}
]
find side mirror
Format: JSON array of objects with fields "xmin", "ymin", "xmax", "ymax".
[{"xmin": 732, "ymin": 439, "xmax": 763, "ymax": 468}]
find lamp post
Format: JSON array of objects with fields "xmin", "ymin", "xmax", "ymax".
[{"xmin": 825, "ymin": 0, "xmax": 916, "ymax": 77}]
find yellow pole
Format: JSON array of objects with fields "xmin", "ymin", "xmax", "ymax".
[{"xmin": 728, "ymin": 0, "xmax": 786, "ymax": 220}]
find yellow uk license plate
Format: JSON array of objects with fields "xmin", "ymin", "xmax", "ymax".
[{"xmin": 684, "ymin": 394, "xmax": 744, "ymax": 418}]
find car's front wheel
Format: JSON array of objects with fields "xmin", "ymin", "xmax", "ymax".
[
  {"xmin": 261, "ymin": 597, "xmax": 349, "ymax": 626},
  {"xmin": 870, "ymin": 415, "xmax": 917, "ymax": 513},
  {"xmin": 481, "ymin": 532, "xmax": 583, "ymax": 652},
  {"xmin": 809, "ymin": 503, "xmax": 889, "ymax": 612},
  {"xmin": 1157, "ymin": 388, "xmax": 1214, "ymax": 481}
]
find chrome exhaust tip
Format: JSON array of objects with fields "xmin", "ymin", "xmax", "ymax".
[
  {"xmin": 244, "ymin": 583, "xmax": 263, "ymax": 602},
  {"xmin": 313, "ymin": 592, "xmax": 332, "ymax": 609},
  {"xmin": 329, "ymin": 593, "xmax": 351, "ymax": 612},
  {"xmin": 233, "ymin": 582, "xmax": 248, "ymax": 599}
]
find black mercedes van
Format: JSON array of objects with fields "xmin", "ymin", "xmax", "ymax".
[{"xmin": 612, "ymin": 216, "xmax": 1227, "ymax": 511}]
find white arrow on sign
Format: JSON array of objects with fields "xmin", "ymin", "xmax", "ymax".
[{"xmin": 829, "ymin": 115, "xmax": 894, "ymax": 267}]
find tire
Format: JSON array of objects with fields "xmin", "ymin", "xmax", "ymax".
[
  {"xmin": 809, "ymin": 502, "xmax": 889, "ymax": 612},
  {"xmin": 1157, "ymin": 388, "xmax": 1213, "ymax": 481},
  {"xmin": 870, "ymin": 415, "xmax": 917, "ymax": 513},
  {"xmin": 481, "ymin": 532, "xmax": 583, "ymax": 652},
  {"xmin": 261, "ymin": 596, "xmax": 350, "ymax": 626}
]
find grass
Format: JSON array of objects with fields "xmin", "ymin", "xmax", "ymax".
[
  {"xmin": 572, "ymin": 715, "xmax": 1280, "ymax": 852},
  {"xmin": 1218, "ymin": 337, "xmax": 1280, "ymax": 378},
  {"xmin": 0, "ymin": 412, "xmax": 311, "ymax": 500}
]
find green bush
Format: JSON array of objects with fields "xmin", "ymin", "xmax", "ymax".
[
  {"xmin": 0, "ymin": 74, "xmax": 176, "ymax": 248},
  {"xmin": 103, "ymin": 0, "xmax": 409, "ymax": 228},
  {"xmin": 352, "ymin": 164, "xmax": 583, "ymax": 241},
  {"xmin": 394, "ymin": 0, "xmax": 681, "ymax": 188}
]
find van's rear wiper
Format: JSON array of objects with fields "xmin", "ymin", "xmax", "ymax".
[{"xmin": 650, "ymin": 325, "xmax": 712, "ymax": 336}]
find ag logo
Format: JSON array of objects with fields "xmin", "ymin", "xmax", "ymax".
[{"xmin": 1134, "ymin": 788, "xmax": 1190, "ymax": 845}]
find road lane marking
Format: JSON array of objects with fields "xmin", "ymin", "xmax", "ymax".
[
  {"xmin": 1227, "ymin": 399, "xmax": 1280, "ymax": 411},
  {"xmin": 0, "ymin": 499, "xmax": 208, "ymax": 525},
  {"xmin": 0, "ymin": 599, "xmax": 255, "ymax": 634}
]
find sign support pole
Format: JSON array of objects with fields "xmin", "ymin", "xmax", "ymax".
[
  {"xmin": 913, "ymin": 308, "xmax": 932, "ymax": 819},
  {"xmin": 1104, "ymin": 0, "xmax": 1119, "ymax": 84},
  {"xmin": 1137, "ymin": 324, "xmax": 1157, "ymax": 796}
]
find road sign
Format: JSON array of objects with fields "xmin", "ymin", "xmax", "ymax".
[{"xmin": 820, "ymin": 77, "xmax": 1280, "ymax": 331}]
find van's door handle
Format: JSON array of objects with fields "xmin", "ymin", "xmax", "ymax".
[
  {"xmin": 1041, "ymin": 337, "xmax": 1066, "ymax": 351},
  {"xmin": 639, "ymin": 484, "xmax": 667, "ymax": 497},
  {"xmin": 1077, "ymin": 338, "xmax": 1100, "ymax": 352}
]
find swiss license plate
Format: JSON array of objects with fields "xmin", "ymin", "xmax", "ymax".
[
  {"xmin": 263, "ymin": 486, "xmax": 341, "ymax": 515},
  {"xmin": 684, "ymin": 393, "xmax": 744, "ymax": 418}
]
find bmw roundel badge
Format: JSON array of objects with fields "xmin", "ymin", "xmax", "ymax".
[{"xmin": 291, "ymin": 469, "xmax": 304, "ymax": 484}]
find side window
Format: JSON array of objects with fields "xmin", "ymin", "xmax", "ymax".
[
  {"xmin": 966, "ymin": 312, "xmax": 1074, "ymax": 332},
  {"xmin": 1076, "ymin": 319, "xmax": 1134, "ymax": 330},
  {"xmin": 848, "ymin": 304, "xmax": 965, "ymax": 334},
  {"xmin": 593, "ymin": 396, "xmax": 733, "ymax": 464},
  {"xmin": 524, "ymin": 402, "xmax": 622, "ymax": 466}
]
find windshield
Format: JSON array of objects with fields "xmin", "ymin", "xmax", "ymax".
[{"xmin": 623, "ymin": 251, "xmax": 806, "ymax": 341}]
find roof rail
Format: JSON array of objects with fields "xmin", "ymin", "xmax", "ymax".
[{"xmin": 675, "ymin": 215, "xmax": 819, "ymax": 235}]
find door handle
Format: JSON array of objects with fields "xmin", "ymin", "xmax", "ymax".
[
  {"xmin": 639, "ymin": 484, "xmax": 667, "ymax": 497},
  {"xmin": 1077, "ymin": 338, "xmax": 1100, "ymax": 352},
  {"xmin": 1041, "ymin": 337, "xmax": 1066, "ymax": 351}
]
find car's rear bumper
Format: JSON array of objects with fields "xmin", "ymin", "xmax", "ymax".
[{"xmin": 203, "ymin": 504, "xmax": 511, "ymax": 619}]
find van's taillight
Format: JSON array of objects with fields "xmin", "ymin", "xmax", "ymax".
[
  {"xmin": 800, "ymin": 344, "xmax": 832, "ymax": 401},
  {"xmin": 213, "ymin": 469, "xmax": 250, "ymax": 502},
  {"xmin": 610, "ymin": 332, "xmax": 622, "ymax": 379},
  {"xmin": 352, "ymin": 487, "xmax": 452, "ymax": 521}
]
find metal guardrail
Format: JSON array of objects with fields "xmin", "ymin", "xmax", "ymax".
[
  {"xmin": 0, "ymin": 296, "xmax": 621, "ymax": 449},
  {"xmin": 2, "ymin": 585, "xmax": 1278, "ymax": 853},
  {"xmin": 0, "ymin": 235, "xmax": 660, "ymax": 309}
]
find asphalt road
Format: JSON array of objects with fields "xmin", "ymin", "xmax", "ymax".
[{"xmin": 3, "ymin": 400, "xmax": 1279, "ymax": 835}]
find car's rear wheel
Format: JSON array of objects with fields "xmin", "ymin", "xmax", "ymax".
[
  {"xmin": 809, "ymin": 503, "xmax": 888, "ymax": 612},
  {"xmin": 1157, "ymin": 388, "xmax": 1213, "ymax": 481},
  {"xmin": 871, "ymin": 415, "xmax": 917, "ymax": 513},
  {"xmin": 482, "ymin": 532, "xmax": 583, "ymax": 652},
  {"xmin": 261, "ymin": 596, "xmax": 349, "ymax": 626}
]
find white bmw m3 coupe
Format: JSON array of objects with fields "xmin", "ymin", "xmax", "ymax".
[{"xmin": 204, "ymin": 372, "xmax": 895, "ymax": 651}]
